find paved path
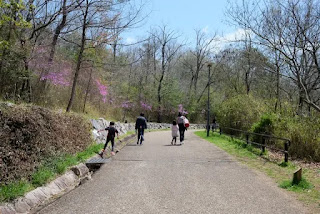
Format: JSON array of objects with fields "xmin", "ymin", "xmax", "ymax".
[{"xmin": 38, "ymin": 131, "xmax": 308, "ymax": 214}]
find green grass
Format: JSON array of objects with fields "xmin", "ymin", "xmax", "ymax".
[
  {"xmin": 0, "ymin": 180, "xmax": 32, "ymax": 201},
  {"xmin": 195, "ymin": 131, "xmax": 262, "ymax": 159},
  {"xmin": 279, "ymin": 178, "xmax": 313, "ymax": 192},
  {"xmin": 195, "ymin": 130, "xmax": 320, "ymax": 212},
  {"xmin": 31, "ymin": 166, "xmax": 55, "ymax": 187}
]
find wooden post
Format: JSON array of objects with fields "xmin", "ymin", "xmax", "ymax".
[
  {"xmin": 261, "ymin": 138, "xmax": 266, "ymax": 153},
  {"xmin": 284, "ymin": 141, "xmax": 289, "ymax": 162},
  {"xmin": 292, "ymin": 168, "xmax": 302, "ymax": 184},
  {"xmin": 246, "ymin": 134, "xmax": 249, "ymax": 144},
  {"xmin": 219, "ymin": 127, "xmax": 222, "ymax": 135}
]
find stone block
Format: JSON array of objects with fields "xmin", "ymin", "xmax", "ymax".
[
  {"xmin": 24, "ymin": 191, "xmax": 41, "ymax": 209},
  {"xmin": 14, "ymin": 198, "xmax": 31, "ymax": 213},
  {"xmin": 44, "ymin": 182, "xmax": 61, "ymax": 196},
  {"xmin": 0, "ymin": 204, "xmax": 16, "ymax": 214},
  {"xmin": 71, "ymin": 163, "xmax": 89, "ymax": 178}
]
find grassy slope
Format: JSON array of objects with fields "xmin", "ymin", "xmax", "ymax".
[{"xmin": 195, "ymin": 131, "xmax": 320, "ymax": 212}]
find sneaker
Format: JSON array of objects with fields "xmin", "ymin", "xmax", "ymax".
[
  {"xmin": 137, "ymin": 141, "xmax": 139, "ymax": 145},
  {"xmin": 111, "ymin": 151, "xmax": 115, "ymax": 156},
  {"xmin": 99, "ymin": 151, "xmax": 103, "ymax": 158}
]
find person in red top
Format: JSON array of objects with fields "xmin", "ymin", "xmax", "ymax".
[{"xmin": 98, "ymin": 121, "xmax": 119, "ymax": 157}]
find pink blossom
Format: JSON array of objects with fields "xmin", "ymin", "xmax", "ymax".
[
  {"xmin": 140, "ymin": 101, "xmax": 152, "ymax": 111},
  {"xmin": 121, "ymin": 100, "xmax": 133, "ymax": 109},
  {"xmin": 40, "ymin": 69, "xmax": 70, "ymax": 86},
  {"xmin": 95, "ymin": 79, "xmax": 108, "ymax": 103}
]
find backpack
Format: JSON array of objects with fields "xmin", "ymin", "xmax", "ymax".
[
  {"xmin": 177, "ymin": 116, "xmax": 184, "ymax": 124},
  {"xmin": 184, "ymin": 118, "xmax": 190, "ymax": 128}
]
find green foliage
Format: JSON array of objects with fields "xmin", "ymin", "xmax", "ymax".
[
  {"xmin": 279, "ymin": 161, "xmax": 289, "ymax": 167},
  {"xmin": 250, "ymin": 113, "xmax": 276, "ymax": 145},
  {"xmin": 56, "ymin": 155, "xmax": 78, "ymax": 174},
  {"xmin": 76, "ymin": 143, "xmax": 102, "ymax": 162},
  {"xmin": 279, "ymin": 178, "xmax": 313, "ymax": 192},
  {"xmin": 271, "ymin": 114, "xmax": 320, "ymax": 162},
  {"xmin": 31, "ymin": 167, "xmax": 55, "ymax": 187},
  {"xmin": 251, "ymin": 113, "xmax": 275, "ymax": 135},
  {"xmin": 0, "ymin": 180, "xmax": 32, "ymax": 201},
  {"xmin": 217, "ymin": 94, "xmax": 265, "ymax": 131}
]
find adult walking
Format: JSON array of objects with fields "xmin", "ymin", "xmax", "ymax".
[
  {"xmin": 135, "ymin": 113, "xmax": 147, "ymax": 145},
  {"xmin": 177, "ymin": 112, "xmax": 186, "ymax": 143}
]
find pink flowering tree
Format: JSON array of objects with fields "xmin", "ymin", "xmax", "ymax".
[
  {"xmin": 121, "ymin": 100, "xmax": 134, "ymax": 121},
  {"xmin": 95, "ymin": 79, "xmax": 108, "ymax": 103},
  {"xmin": 140, "ymin": 101, "xmax": 152, "ymax": 111},
  {"xmin": 29, "ymin": 47, "xmax": 72, "ymax": 87},
  {"xmin": 121, "ymin": 100, "xmax": 134, "ymax": 109},
  {"xmin": 40, "ymin": 66, "xmax": 71, "ymax": 86}
]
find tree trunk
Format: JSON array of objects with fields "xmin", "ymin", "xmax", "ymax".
[
  {"xmin": 66, "ymin": 0, "xmax": 88, "ymax": 112},
  {"xmin": 83, "ymin": 68, "xmax": 93, "ymax": 113},
  {"xmin": 40, "ymin": 0, "xmax": 68, "ymax": 88},
  {"xmin": 157, "ymin": 44, "xmax": 166, "ymax": 123},
  {"xmin": 275, "ymin": 63, "xmax": 281, "ymax": 112}
]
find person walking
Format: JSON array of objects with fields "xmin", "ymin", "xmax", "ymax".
[
  {"xmin": 177, "ymin": 112, "xmax": 186, "ymax": 144},
  {"xmin": 135, "ymin": 113, "xmax": 147, "ymax": 145},
  {"xmin": 171, "ymin": 120, "xmax": 179, "ymax": 145},
  {"xmin": 97, "ymin": 121, "xmax": 119, "ymax": 157}
]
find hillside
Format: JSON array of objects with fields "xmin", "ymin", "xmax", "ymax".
[{"xmin": 0, "ymin": 103, "xmax": 92, "ymax": 184}]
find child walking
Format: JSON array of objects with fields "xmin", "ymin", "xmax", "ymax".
[
  {"xmin": 171, "ymin": 120, "xmax": 179, "ymax": 145},
  {"xmin": 98, "ymin": 121, "xmax": 119, "ymax": 157}
]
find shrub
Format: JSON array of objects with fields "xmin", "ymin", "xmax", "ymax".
[
  {"xmin": 250, "ymin": 113, "xmax": 276, "ymax": 145},
  {"xmin": 280, "ymin": 116, "xmax": 320, "ymax": 162},
  {"xmin": 217, "ymin": 94, "xmax": 265, "ymax": 132},
  {"xmin": 251, "ymin": 114, "xmax": 275, "ymax": 135}
]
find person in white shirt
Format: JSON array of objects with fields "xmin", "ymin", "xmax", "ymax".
[{"xmin": 171, "ymin": 120, "xmax": 179, "ymax": 145}]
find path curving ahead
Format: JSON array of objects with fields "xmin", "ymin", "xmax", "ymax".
[{"xmin": 38, "ymin": 131, "xmax": 308, "ymax": 214}]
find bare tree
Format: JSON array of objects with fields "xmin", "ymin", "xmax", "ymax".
[
  {"xmin": 183, "ymin": 29, "xmax": 216, "ymax": 98},
  {"xmin": 227, "ymin": 0, "xmax": 320, "ymax": 113},
  {"xmin": 151, "ymin": 26, "xmax": 183, "ymax": 122}
]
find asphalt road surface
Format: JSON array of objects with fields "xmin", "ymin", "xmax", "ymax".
[{"xmin": 38, "ymin": 130, "xmax": 308, "ymax": 214}]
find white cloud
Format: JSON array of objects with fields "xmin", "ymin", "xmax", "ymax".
[
  {"xmin": 218, "ymin": 28, "xmax": 248, "ymax": 43},
  {"xmin": 211, "ymin": 28, "xmax": 251, "ymax": 52},
  {"xmin": 125, "ymin": 37, "xmax": 137, "ymax": 45}
]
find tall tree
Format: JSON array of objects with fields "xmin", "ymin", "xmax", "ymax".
[{"xmin": 151, "ymin": 26, "xmax": 183, "ymax": 122}]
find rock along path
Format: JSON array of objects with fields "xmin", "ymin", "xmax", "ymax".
[{"xmin": 38, "ymin": 131, "xmax": 308, "ymax": 214}]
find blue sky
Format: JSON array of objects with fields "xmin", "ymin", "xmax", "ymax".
[{"xmin": 124, "ymin": 0, "xmax": 243, "ymax": 44}]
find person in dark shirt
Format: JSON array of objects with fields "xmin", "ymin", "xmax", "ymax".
[
  {"xmin": 135, "ymin": 113, "xmax": 147, "ymax": 145},
  {"xmin": 98, "ymin": 121, "xmax": 119, "ymax": 157},
  {"xmin": 177, "ymin": 112, "xmax": 186, "ymax": 143}
]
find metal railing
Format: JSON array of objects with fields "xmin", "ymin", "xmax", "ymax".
[{"xmin": 214, "ymin": 126, "xmax": 290, "ymax": 162}]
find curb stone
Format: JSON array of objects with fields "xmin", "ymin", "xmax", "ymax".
[{"xmin": 0, "ymin": 166, "xmax": 88, "ymax": 214}]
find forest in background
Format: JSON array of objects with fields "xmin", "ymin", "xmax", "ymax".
[{"xmin": 0, "ymin": 0, "xmax": 320, "ymax": 161}]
